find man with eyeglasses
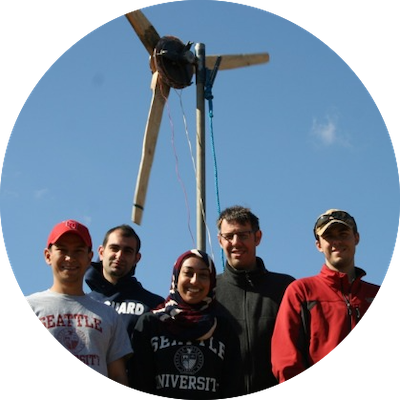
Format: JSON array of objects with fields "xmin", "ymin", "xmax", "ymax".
[
  {"xmin": 215, "ymin": 205, "xmax": 295, "ymax": 394},
  {"xmin": 271, "ymin": 209, "xmax": 380, "ymax": 383}
]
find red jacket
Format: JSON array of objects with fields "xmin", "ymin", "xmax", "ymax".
[{"xmin": 271, "ymin": 265, "xmax": 380, "ymax": 382}]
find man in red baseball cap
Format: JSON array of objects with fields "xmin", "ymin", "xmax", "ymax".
[
  {"xmin": 45, "ymin": 219, "xmax": 93, "ymax": 295},
  {"xmin": 26, "ymin": 219, "xmax": 132, "ymax": 384}
]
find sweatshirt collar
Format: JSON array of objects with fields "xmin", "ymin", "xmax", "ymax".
[
  {"xmin": 224, "ymin": 257, "xmax": 267, "ymax": 285},
  {"xmin": 320, "ymin": 264, "xmax": 366, "ymax": 291},
  {"xmin": 85, "ymin": 261, "xmax": 139, "ymax": 292}
]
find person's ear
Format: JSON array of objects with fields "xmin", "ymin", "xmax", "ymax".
[
  {"xmin": 44, "ymin": 248, "xmax": 52, "ymax": 265},
  {"xmin": 315, "ymin": 238, "xmax": 324, "ymax": 253},
  {"xmin": 98, "ymin": 245, "xmax": 104, "ymax": 260}
]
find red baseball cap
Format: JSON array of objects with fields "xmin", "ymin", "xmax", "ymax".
[{"xmin": 47, "ymin": 220, "xmax": 92, "ymax": 249}]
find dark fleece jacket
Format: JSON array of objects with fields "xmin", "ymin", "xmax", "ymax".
[{"xmin": 215, "ymin": 257, "xmax": 295, "ymax": 394}]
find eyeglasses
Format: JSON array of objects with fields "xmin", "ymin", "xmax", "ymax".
[
  {"xmin": 219, "ymin": 230, "xmax": 254, "ymax": 243},
  {"xmin": 314, "ymin": 211, "xmax": 356, "ymax": 233}
]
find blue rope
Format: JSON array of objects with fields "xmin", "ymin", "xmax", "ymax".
[{"xmin": 205, "ymin": 77, "xmax": 225, "ymax": 270}]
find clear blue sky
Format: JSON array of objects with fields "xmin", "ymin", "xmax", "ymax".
[{"xmin": 1, "ymin": 1, "xmax": 400, "ymax": 399}]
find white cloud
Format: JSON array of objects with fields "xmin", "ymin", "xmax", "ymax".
[
  {"xmin": 34, "ymin": 188, "xmax": 49, "ymax": 199},
  {"xmin": 310, "ymin": 115, "xmax": 351, "ymax": 147},
  {"xmin": 2, "ymin": 189, "xmax": 19, "ymax": 199},
  {"xmin": 311, "ymin": 117, "xmax": 336, "ymax": 145}
]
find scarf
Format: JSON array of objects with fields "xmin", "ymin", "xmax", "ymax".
[{"xmin": 153, "ymin": 249, "xmax": 217, "ymax": 341}]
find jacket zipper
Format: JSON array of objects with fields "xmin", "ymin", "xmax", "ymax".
[
  {"xmin": 342, "ymin": 293, "xmax": 353, "ymax": 332},
  {"xmin": 342, "ymin": 283, "xmax": 361, "ymax": 332},
  {"xmin": 244, "ymin": 273, "xmax": 252, "ymax": 393}
]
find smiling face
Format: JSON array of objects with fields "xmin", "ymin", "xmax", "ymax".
[
  {"xmin": 44, "ymin": 232, "xmax": 93, "ymax": 295},
  {"xmin": 316, "ymin": 223, "xmax": 359, "ymax": 275},
  {"xmin": 218, "ymin": 219, "xmax": 262, "ymax": 271},
  {"xmin": 177, "ymin": 256, "xmax": 211, "ymax": 305}
]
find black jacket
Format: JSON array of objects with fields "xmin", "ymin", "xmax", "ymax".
[
  {"xmin": 85, "ymin": 261, "xmax": 165, "ymax": 336},
  {"xmin": 215, "ymin": 257, "xmax": 295, "ymax": 394}
]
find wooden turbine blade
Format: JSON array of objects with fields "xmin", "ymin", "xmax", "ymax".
[
  {"xmin": 132, "ymin": 71, "xmax": 171, "ymax": 225},
  {"xmin": 125, "ymin": 10, "xmax": 160, "ymax": 55},
  {"xmin": 206, "ymin": 52, "xmax": 269, "ymax": 70}
]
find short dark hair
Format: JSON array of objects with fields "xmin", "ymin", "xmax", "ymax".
[
  {"xmin": 102, "ymin": 224, "xmax": 141, "ymax": 252},
  {"xmin": 217, "ymin": 205, "xmax": 260, "ymax": 232}
]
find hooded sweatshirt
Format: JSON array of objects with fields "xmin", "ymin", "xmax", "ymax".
[{"xmin": 85, "ymin": 261, "xmax": 165, "ymax": 335}]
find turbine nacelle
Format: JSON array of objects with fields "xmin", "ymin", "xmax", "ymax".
[{"xmin": 153, "ymin": 36, "xmax": 194, "ymax": 89}]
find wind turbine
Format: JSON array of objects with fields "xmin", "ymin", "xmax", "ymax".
[{"xmin": 125, "ymin": 9, "xmax": 269, "ymax": 250}]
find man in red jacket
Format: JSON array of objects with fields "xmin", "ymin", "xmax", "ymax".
[{"xmin": 271, "ymin": 209, "xmax": 380, "ymax": 383}]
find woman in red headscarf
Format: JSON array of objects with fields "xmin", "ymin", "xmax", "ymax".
[{"xmin": 131, "ymin": 249, "xmax": 244, "ymax": 399}]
